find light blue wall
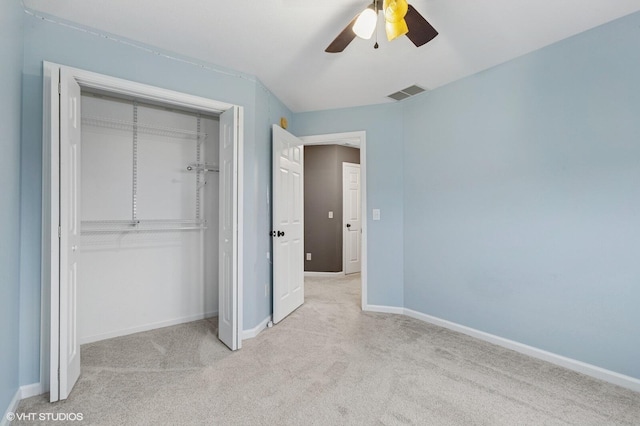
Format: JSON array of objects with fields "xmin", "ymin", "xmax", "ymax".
[
  {"xmin": 0, "ymin": 0, "xmax": 24, "ymax": 412},
  {"xmin": 19, "ymin": 9, "xmax": 290, "ymax": 385},
  {"xmin": 293, "ymin": 12, "xmax": 640, "ymax": 380},
  {"xmin": 402, "ymin": 12, "xmax": 640, "ymax": 379},
  {"xmin": 292, "ymin": 103, "xmax": 405, "ymax": 307}
]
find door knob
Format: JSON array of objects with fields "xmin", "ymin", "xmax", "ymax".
[
  {"xmin": 277, "ymin": 230, "xmax": 285, "ymax": 237},
  {"xmin": 346, "ymin": 224, "xmax": 351, "ymax": 228}
]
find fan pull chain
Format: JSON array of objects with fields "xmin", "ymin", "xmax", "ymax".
[{"xmin": 374, "ymin": 0, "xmax": 379, "ymax": 49}]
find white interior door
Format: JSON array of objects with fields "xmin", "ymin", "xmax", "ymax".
[
  {"xmin": 218, "ymin": 106, "xmax": 239, "ymax": 350},
  {"xmin": 343, "ymin": 163, "xmax": 361, "ymax": 275},
  {"xmin": 272, "ymin": 125, "xmax": 304, "ymax": 324},
  {"xmin": 58, "ymin": 68, "xmax": 82, "ymax": 400}
]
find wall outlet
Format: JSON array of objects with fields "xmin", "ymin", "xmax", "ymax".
[
  {"xmin": 328, "ymin": 211, "xmax": 333, "ymax": 219},
  {"xmin": 373, "ymin": 209, "xmax": 381, "ymax": 221},
  {"xmin": 306, "ymin": 253, "xmax": 312, "ymax": 261}
]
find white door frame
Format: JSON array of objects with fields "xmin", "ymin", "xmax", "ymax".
[
  {"xmin": 300, "ymin": 132, "xmax": 367, "ymax": 310},
  {"xmin": 41, "ymin": 62, "xmax": 244, "ymax": 399}
]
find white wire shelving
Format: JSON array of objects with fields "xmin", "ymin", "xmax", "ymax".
[
  {"xmin": 81, "ymin": 107, "xmax": 214, "ymax": 236},
  {"xmin": 81, "ymin": 115, "xmax": 208, "ymax": 141}
]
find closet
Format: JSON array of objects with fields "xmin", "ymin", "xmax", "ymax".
[{"xmin": 78, "ymin": 93, "xmax": 220, "ymax": 344}]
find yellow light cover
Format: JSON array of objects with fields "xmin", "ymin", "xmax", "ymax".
[
  {"xmin": 383, "ymin": 0, "xmax": 408, "ymax": 23},
  {"xmin": 383, "ymin": 0, "xmax": 409, "ymax": 41},
  {"xmin": 385, "ymin": 19, "xmax": 408, "ymax": 41}
]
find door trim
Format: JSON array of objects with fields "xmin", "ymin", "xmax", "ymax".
[
  {"xmin": 41, "ymin": 62, "xmax": 244, "ymax": 399},
  {"xmin": 300, "ymin": 131, "xmax": 367, "ymax": 310}
]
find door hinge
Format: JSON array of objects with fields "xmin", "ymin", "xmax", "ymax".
[
  {"xmin": 58, "ymin": 82, "xmax": 61, "ymax": 95},
  {"xmin": 58, "ymin": 226, "xmax": 61, "ymax": 239}
]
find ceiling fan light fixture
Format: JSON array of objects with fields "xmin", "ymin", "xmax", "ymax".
[
  {"xmin": 353, "ymin": 8, "xmax": 377, "ymax": 39},
  {"xmin": 325, "ymin": 0, "xmax": 437, "ymax": 53}
]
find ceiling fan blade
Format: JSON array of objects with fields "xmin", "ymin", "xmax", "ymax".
[
  {"xmin": 325, "ymin": 15, "xmax": 359, "ymax": 53},
  {"xmin": 405, "ymin": 5, "xmax": 438, "ymax": 47}
]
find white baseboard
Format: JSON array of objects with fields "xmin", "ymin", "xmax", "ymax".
[
  {"xmin": 20, "ymin": 382, "xmax": 43, "ymax": 399},
  {"xmin": 363, "ymin": 304, "xmax": 404, "ymax": 315},
  {"xmin": 403, "ymin": 308, "xmax": 640, "ymax": 393},
  {"xmin": 80, "ymin": 311, "xmax": 218, "ymax": 345},
  {"xmin": 1, "ymin": 388, "xmax": 21, "ymax": 426},
  {"xmin": 242, "ymin": 315, "xmax": 272, "ymax": 340},
  {"xmin": 304, "ymin": 271, "xmax": 344, "ymax": 277}
]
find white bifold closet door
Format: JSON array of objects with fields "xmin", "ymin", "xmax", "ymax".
[
  {"xmin": 58, "ymin": 68, "xmax": 82, "ymax": 400},
  {"xmin": 217, "ymin": 106, "xmax": 239, "ymax": 349}
]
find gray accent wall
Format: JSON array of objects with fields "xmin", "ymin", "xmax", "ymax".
[{"xmin": 304, "ymin": 145, "xmax": 360, "ymax": 272}]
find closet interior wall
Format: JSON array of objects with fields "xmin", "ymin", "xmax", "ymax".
[{"xmin": 79, "ymin": 93, "xmax": 220, "ymax": 344}]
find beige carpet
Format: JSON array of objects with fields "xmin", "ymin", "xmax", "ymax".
[{"xmin": 17, "ymin": 274, "xmax": 640, "ymax": 425}]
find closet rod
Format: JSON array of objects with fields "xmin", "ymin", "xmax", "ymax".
[
  {"xmin": 187, "ymin": 163, "xmax": 219, "ymax": 173},
  {"xmin": 81, "ymin": 226, "xmax": 206, "ymax": 235},
  {"xmin": 80, "ymin": 219, "xmax": 207, "ymax": 235},
  {"xmin": 82, "ymin": 219, "xmax": 205, "ymax": 224}
]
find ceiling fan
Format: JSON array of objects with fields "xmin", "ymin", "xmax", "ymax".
[{"xmin": 325, "ymin": 0, "xmax": 438, "ymax": 53}]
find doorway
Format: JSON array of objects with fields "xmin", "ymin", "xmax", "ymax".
[
  {"xmin": 41, "ymin": 63, "xmax": 244, "ymax": 401},
  {"xmin": 300, "ymin": 132, "xmax": 368, "ymax": 310}
]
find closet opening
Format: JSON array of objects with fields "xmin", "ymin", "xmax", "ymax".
[
  {"xmin": 78, "ymin": 92, "xmax": 220, "ymax": 344},
  {"xmin": 42, "ymin": 63, "xmax": 243, "ymax": 402}
]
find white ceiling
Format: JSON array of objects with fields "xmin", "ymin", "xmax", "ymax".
[{"xmin": 23, "ymin": 0, "xmax": 640, "ymax": 113}]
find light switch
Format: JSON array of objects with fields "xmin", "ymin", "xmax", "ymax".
[
  {"xmin": 373, "ymin": 209, "xmax": 381, "ymax": 221},
  {"xmin": 328, "ymin": 211, "xmax": 333, "ymax": 219},
  {"xmin": 306, "ymin": 253, "xmax": 312, "ymax": 261}
]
